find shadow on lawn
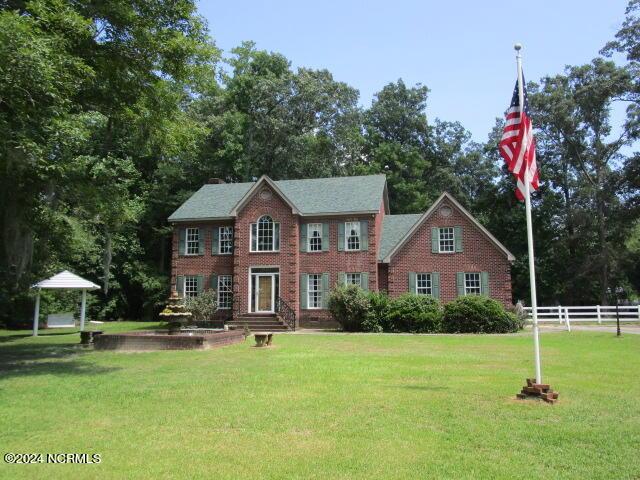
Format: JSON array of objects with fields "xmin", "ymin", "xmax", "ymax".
[
  {"xmin": 0, "ymin": 331, "xmax": 79, "ymax": 344},
  {"xmin": 0, "ymin": 342, "xmax": 118, "ymax": 380}
]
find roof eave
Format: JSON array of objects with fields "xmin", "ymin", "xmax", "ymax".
[{"xmin": 169, "ymin": 216, "xmax": 234, "ymax": 223}]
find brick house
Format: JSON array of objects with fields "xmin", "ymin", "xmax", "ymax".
[{"xmin": 168, "ymin": 174, "xmax": 514, "ymax": 329}]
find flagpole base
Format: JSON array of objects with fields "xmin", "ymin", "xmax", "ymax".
[{"xmin": 516, "ymin": 378, "xmax": 559, "ymax": 404}]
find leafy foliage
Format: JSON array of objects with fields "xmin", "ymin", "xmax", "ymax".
[
  {"xmin": 328, "ymin": 285, "xmax": 370, "ymax": 332},
  {"xmin": 183, "ymin": 290, "xmax": 218, "ymax": 324},
  {"xmin": 442, "ymin": 296, "xmax": 521, "ymax": 334},
  {"xmin": 387, "ymin": 294, "xmax": 443, "ymax": 333},
  {"xmin": 1, "ymin": 1, "xmax": 639, "ymax": 326}
]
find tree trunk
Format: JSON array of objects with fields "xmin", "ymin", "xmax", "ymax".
[{"xmin": 102, "ymin": 229, "xmax": 112, "ymax": 294}]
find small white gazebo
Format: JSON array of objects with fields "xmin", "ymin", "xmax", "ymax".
[{"xmin": 31, "ymin": 270, "xmax": 101, "ymax": 336}]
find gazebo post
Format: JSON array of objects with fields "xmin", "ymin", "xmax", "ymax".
[
  {"xmin": 80, "ymin": 288, "xmax": 87, "ymax": 332},
  {"xmin": 33, "ymin": 288, "xmax": 41, "ymax": 337}
]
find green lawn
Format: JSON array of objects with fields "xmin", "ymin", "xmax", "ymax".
[{"xmin": 1, "ymin": 323, "xmax": 639, "ymax": 479}]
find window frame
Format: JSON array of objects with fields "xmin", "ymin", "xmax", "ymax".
[
  {"xmin": 416, "ymin": 273, "xmax": 432, "ymax": 295},
  {"xmin": 464, "ymin": 272, "xmax": 481, "ymax": 295},
  {"xmin": 438, "ymin": 227, "xmax": 455, "ymax": 253},
  {"xmin": 218, "ymin": 226, "xmax": 234, "ymax": 255},
  {"xmin": 184, "ymin": 275, "xmax": 199, "ymax": 297},
  {"xmin": 345, "ymin": 221, "xmax": 361, "ymax": 251},
  {"xmin": 345, "ymin": 272, "xmax": 362, "ymax": 287},
  {"xmin": 185, "ymin": 228, "xmax": 200, "ymax": 256},
  {"xmin": 217, "ymin": 275, "xmax": 233, "ymax": 309},
  {"xmin": 307, "ymin": 274, "xmax": 322, "ymax": 309},
  {"xmin": 307, "ymin": 223, "xmax": 323, "ymax": 252},
  {"xmin": 250, "ymin": 215, "xmax": 280, "ymax": 252}
]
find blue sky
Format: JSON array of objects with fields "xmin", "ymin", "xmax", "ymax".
[{"xmin": 199, "ymin": 0, "xmax": 629, "ymax": 143}]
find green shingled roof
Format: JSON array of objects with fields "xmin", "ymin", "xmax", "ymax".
[
  {"xmin": 378, "ymin": 214, "xmax": 422, "ymax": 261},
  {"xmin": 168, "ymin": 174, "xmax": 387, "ymax": 221}
]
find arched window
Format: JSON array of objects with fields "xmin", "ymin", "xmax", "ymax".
[{"xmin": 251, "ymin": 215, "xmax": 280, "ymax": 251}]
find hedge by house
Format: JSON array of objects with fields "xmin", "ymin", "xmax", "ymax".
[
  {"xmin": 441, "ymin": 295, "xmax": 520, "ymax": 333},
  {"xmin": 329, "ymin": 285, "xmax": 521, "ymax": 334}
]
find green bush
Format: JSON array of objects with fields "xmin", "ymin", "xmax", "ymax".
[
  {"xmin": 363, "ymin": 291, "xmax": 391, "ymax": 332},
  {"xmin": 387, "ymin": 293, "xmax": 443, "ymax": 333},
  {"xmin": 183, "ymin": 289, "xmax": 218, "ymax": 324},
  {"xmin": 328, "ymin": 284, "xmax": 370, "ymax": 332},
  {"xmin": 442, "ymin": 295, "xmax": 521, "ymax": 333}
]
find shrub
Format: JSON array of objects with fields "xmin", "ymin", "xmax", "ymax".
[
  {"xmin": 183, "ymin": 290, "xmax": 218, "ymax": 324},
  {"xmin": 387, "ymin": 293, "xmax": 443, "ymax": 333},
  {"xmin": 442, "ymin": 295, "xmax": 521, "ymax": 333},
  {"xmin": 328, "ymin": 284, "xmax": 370, "ymax": 331},
  {"xmin": 363, "ymin": 291, "xmax": 391, "ymax": 332}
]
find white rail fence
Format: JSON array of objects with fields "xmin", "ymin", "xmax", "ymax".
[{"xmin": 524, "ymin": 305, "xmax": 640, "ymax": 331}]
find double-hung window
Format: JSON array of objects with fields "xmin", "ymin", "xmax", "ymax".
[
  {"xmin": 217, "ymin": 275, "xmax": 233, "ymax": 309},
  {"xmin": 308, "ymin": 223, "xmax": 322, "ymax": 252},
  {"xmin": 416, "ymin": 273, "xmax": 432, "ymax": 295},
  {"xmin": 345, "ymin": 273, "xmax": 362, "ymax": 287},
  {"xmin": 438, "ymin": 227, "xmax": 455, "ymax": 253},
  {"xmin": 184, "ymin": 276, "xmax": 199, "ymax": 297},
  {"xmin": 251, "ymin": 215, "xmax": 280, "ymax": 252},
  {"xmin": 307, "ymin": 274, "xmax": 322, "ymax": 309},
  {"xmin": 345, "ymin": 222, "xmax": 360, "ymax": 251},
  {"xmin": 219, "ymin": 227, "xmax": 233, "ymax": 254},
  {"xmin": 186, "ymin": 228, "xmax": 200, "ymax": 255},
  {"xmin": 464, "ymin": 273, "xmax": 481, "ymax": 295}
]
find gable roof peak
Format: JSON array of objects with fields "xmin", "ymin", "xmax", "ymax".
[{"xmin": 381, "ymin": 192, "xmax": 515, "ymax": 263}]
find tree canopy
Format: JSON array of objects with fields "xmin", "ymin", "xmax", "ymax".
[{"xmin": 0, "ymin": 0, "xmax": 638, "ymax": 325}]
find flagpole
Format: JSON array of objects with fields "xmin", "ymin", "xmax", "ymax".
[{"xmin": 515, "ymin": 43, "xmax": 542, "ymax": 384}]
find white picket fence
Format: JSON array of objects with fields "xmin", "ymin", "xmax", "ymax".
[{"xmin": 524, "ymin": 305, "xmax": 640, "ymax": 329}]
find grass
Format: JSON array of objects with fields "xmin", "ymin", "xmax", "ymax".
[{"xmin": 0, "ymin": 323, "xmax": 639, "ymax": 479}]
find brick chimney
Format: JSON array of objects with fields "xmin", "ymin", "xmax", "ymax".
[{"xmin": 207, "ymin": 178, "xmax": 225, "ymax": 184}]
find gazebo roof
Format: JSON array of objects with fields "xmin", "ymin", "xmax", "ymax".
[{"xmin": 32, "ymin": 270, "xmax": 100, "ymax": 290}]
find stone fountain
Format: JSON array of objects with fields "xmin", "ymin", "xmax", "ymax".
[{"xmin": 159, "ymin": 291, "xmax": 192, "ymax": 334}]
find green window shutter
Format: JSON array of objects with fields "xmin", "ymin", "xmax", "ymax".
[
  {"xmin": 322, "ymin": 223, "xmax": 330, "ymax": 252},
  {"xmin": 179, "ymin": 229, "xmax": 186, "ymax": 256},
  {"xmin": 360, "ymin": 220, "xmax": 369, "ymax": 251},
  {"xmin": 361, "ymin": 272, "xmax": 369, "ymax": 291},
  {"xmin": 300, "ymin": 224, "xmax": 307, "ymax": 252},
  {"xmin": 322, "ymin": 273, "xmax": 330, "ymax": 308},
  {"xmin": 338, "ymin": 223, "xmax": 345, "ymax": 251},
  {"xmin": 456, "ymin": 272, "xmax": 465, "ymax": 297},
  {"xmin": 229, "ymin": 228, "xmax": 234, "ymax": 253},
  {"xmin": 274, "ymin": 223, "xmax": 280, "ymax": 250},
  {"xmin": 431, "ymin": 227, "xmax": 439, "ymax": 253},
  {"xmin": 212, "ymin": 228, "xmax": 220, "ymax": 255},
  {"xmin": 455, "ymin": 226, "xmax": 463, "ymax": 252},
  {"xmin": 432, "ymin": 272, "xmax": 440, "ymax": 299},
  {"xmin": 338, "ymin": 272, "xmax": 346, "ymax": 285},
  {"xmin": 176, "ymin": 275, "xmax": 185, "ymax": 296},
  {"xmin": 198, "ymin": 229, "xmax": 204, "ymax": 255},
  {"xmin": 300, "ymin": 274, "xmax": 308, "ymax": 310},
  {"xmin": 196, "ymin": 275, "xmax": 204, "ymax": 293},
  {"xmin": 210, "ymin": 273, "xmax": 218, "ymax": 290},
  {"xmin": 481, "ymin": 271, "xmax": 490, "ymax": 296},
  {"xmin": 408, "ymin": 272, "xmax": 417, "ymax": 293}
]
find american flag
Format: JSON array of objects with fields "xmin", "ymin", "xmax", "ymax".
[{"xmin": 499, "ymin": 77, "xmax": 539, "ymax": 201}]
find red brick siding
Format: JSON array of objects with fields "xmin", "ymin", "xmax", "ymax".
[
  {"xmin": 171, "ymin": 221, "xmax": 235, "ymax": 318},
  {"xmin": 233, "ymin": 185, "xmax": 300, "ymax": 321},
  {"xmin": 298, "ymin": 213, "xmax": 379, "ymax": 326},
  {"xmin": 378, "ymin": 264, "xmax": 389, "ymax": 292},
  {"xmin": 387, "ymin": 202, "xmax": 512, "ymax": 305}
]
